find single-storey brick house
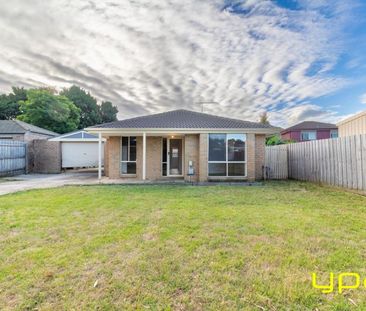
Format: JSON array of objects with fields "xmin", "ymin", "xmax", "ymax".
[{"xmin": 86, "ymin": 109, "xmax": 278, "ymax": 182}]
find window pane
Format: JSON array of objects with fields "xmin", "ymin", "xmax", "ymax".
[
  {"xmin": 130, "ymin": 146, "xmax": 136, "ymax": 161},
  {"xmin": 227, "ymin": 134, "xmax": 245, "ymax": 161},
  {"xmin": 162, "ymin": 138, "xmax": 167, "ymax": 162},
  {"xmin": 301, "ymin": 131, "xmax": 316, "ymax": 141},
  {"xmin": 122, "ymin": 137, "xmax": 128, "ymax": 161},
  {"xmin": 208, "ymin": 163, "xmax": 226, "ymax": 176},
  {"xmin": 162, "ymin": 163, "xmax": 167, "ymax": 176},
  {"xmin": 127, "ymin": 162, "xmax": 136, "ymax": 174},
  {"xmin": 121, "ymin": 162, "xmax": 136, "ymax": 174},
  {"xmin": 130, "ymin": 136, "xmax": 136, "ymax": 146},
  {"xmin": 209, "ymin": 134, "xmax": 226, "ymax": 161},
  {"xmin": 121, "ymin": 162, "xmax": 127, "ymax": 174},
  {"xmin": 228, "ymin": 163, "xmax": 245, "ymax": 176}
]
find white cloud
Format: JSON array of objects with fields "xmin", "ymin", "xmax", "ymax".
[
  {"xmin": 0, "ymin": 0, "xmax": 355, "ymax": 126},
  {"xmin": 360, "ymin": 93, "xmax": 366, "ymax": 104}
]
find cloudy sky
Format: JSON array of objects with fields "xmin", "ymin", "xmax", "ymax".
[{"xmin": 1, "ymin": 0, "xmax": 366, "ymax": 127}]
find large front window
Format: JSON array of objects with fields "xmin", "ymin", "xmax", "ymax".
[
  {"xmin": 208, "ymin": 134, "xmax": 246, "ymax": 177},
  {"xmin": 121, "ymin": 136, "xmax": 136, "ymax": 175}
]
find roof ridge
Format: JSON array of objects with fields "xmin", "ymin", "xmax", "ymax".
[
  {"xmin": 88, "ymin": 109, "xmax": 278, "ymax": 130},
  {"xmin": 13, "ymin": 119, "xmax": 27, "ymax": 130},
  {"xmin": 97, "ymin": 109, "xmax": 272, "ymax": 128},
  {"xmin": 13, "ymin": 119, "xmax": 58, "ymax": 135}
]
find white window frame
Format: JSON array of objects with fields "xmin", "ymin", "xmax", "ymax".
[
  {"xmin": 301, "ymin": 131, "xmax": 317, "ymax": 141},
  {"xmin": 120, "ymin": 136, "xmax": 137, "ymax": 175},
  {"xmin": 207, "ymin": 133, "xmax": 247, "ymax": 177}
]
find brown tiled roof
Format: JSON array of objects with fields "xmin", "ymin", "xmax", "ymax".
[
  {"xmin": 91, "ymin": 109, "xmax": 276, "ymax": 129},
  {"xmin": 282, "ymin": 121, "xmax": 337, "ymax": 133}
]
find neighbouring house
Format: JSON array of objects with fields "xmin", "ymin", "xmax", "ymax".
[
  {"xmin": 337, "ymin": 110, "xmax": 366, "ymax": 137},
  {"xmin": 49, "ymin": 130, "xmax": 106, "ymax": 169},
  {"xmin": 0, "ymin": 120, "xmax": 58, "ymax": 142},
  {"xmin": 86, "ymin": 109, "xmax": 278, "ymax": 182},
  {"xmin": 281, "ymin": 121, "xmax": 338, "ymax": 142},
  {"xmin": 0, "ymin": 120, "xmax": 58, "ymax": 174}
]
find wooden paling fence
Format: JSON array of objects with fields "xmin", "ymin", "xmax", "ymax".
[
  {"xmin": 265, "ymin": 134, "xmax": 366, "ymax": 192},
  {"xmin": 0, "ymin": 140, "xmax": 27, "ymax": 177},
  {"xmin": 264, "ymin": 145, "xmax": 288, "ymax": 179}
]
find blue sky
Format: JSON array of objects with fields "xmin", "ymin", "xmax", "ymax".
[
  {"xmin": 306, "ymin": 0, "xmax": 366, "ymax": 117},
  {"xmin": 0, "ymin": 0, "xmax": 366, "ymax": 127}
]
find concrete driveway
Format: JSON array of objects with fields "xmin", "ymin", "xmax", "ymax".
[{"xmin": 0, "ymin": 171, "xmax": 100, "ymax": 196}]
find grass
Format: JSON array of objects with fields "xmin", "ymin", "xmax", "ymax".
[{"xmin": 1, "ymin": 181, "xmax": 366, "ymax": 310}]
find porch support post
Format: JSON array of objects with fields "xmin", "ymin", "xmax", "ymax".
[
  {"xmin": 98, "ymin": 132, "xmax": 102, "ymax": 181},
  {"xmin": 142, "ymin": 132, "xmax": 146, "ymax": 180}
]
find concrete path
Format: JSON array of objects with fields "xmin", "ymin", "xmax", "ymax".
[
  {"xmin": 0, "ymin": 170, "xmax": 187, "ymax": 196},
  {"xmin": 0, "ymin": 171, "xmax": 100, "ymax": 196}
]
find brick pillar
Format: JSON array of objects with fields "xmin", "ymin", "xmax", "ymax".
[
  {"xmin": 104, "ymin": 139, "xmax": 109, "ymax": 177},
  {"xmin": 184, "ymin": 134, "xmax": 199, "ymax": 182},
  {"xmin": 198, "ymin": 133, "xmax": 208, "ymax": 182},
  {"xmin": 107, "ymin": 137, "xmax": 120, "ymax": 179},
  {"xmin": 146, "ymin": 137, "xmax": 162, "ymax": 180},
  {"xmin": 136, "ymin": 136, "xmax": 143, "ymax": 180},
  {"xmin": 255, "ymin": 134, "xmax": 266, "ymax": 180},
  {"xmin": 246, "ymin": 133, "xmax": 255, "ymax": 181}
]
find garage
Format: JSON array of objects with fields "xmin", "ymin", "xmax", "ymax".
[{"xmin": 49, "ymin": 130, "xmax": 105, "ymax": 169}]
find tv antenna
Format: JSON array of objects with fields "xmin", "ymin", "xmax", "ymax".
[{"xmin": 195, "ymin": 101, "xmax": 219, "ymax": 112}]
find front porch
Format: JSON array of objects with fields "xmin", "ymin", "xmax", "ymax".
[
  {"xmin": 96, "ymin": 131, "xmax": 265, "ymax": 183},
  {"xmin": 102, "ymin": 133, "xmax": 202, "ymax": 182}
]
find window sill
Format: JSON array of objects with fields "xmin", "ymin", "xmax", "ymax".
[
  {"xmin": 208, "ymin": 176, "xmax": 247, "ymax": 180},
  {"xmin": 120, "ymin": 174, "xmax": 137, "ymax": 178}
]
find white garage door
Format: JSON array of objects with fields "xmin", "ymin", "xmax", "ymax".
[{"xmin": 61, "ymin": 142, "xmax": 104, "ymax": 168}]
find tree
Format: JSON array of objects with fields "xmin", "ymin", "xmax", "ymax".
[
  {"xmin": 60, "ymin": 85, "xmax": 101, "ymax": 128},
  {"xmin": 266, "ymin": 135, "xmax": 295, "ymax": 146},
  {"xmin": 18, "ymin": 89, "xmax": 80, "ymax": 134},
  {"xmin": 100, "ymin": 101, "xmax": 118, "ymax": 123},
  {"xmin": 0, "ymin": 87, "xmax": 27, "ymax": 120},
  {"xmin": 259, "ymin": 111, "xmax": 270, "ymax": 125}
]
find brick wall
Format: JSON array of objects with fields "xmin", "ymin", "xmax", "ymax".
[
  {"xmin": 105, "ymin": 137, "xmax": 120, "ymax": 179},
  {"xmin": 146, "ymin": 137, "xmax": 162, "ymax": 180},
  {"xmin": 24, "ymin": 132, "xmax": 55, "ymax": 142},
  {"xmin": 136, "ymin": 136, "xmax": 143, "ymax": 179},
  {"xmin": 184, "ymin": 134, "xmax": 199, "ymax": 182},
  {"xmin": 104, "ymin": 132, "xmax": 266, "ymax": 182},
  {"xmin": 32, "ymin": 140, "xmax": 61, "ymax": 173},
  {"xmin": 198, "ymin": 134, "xmax": 208, "ymax": 182},
  {"xmin": 104, "ymin": 139, "xmax": 109, "ymax": 177},
  {"xmin": 246, "ymin": 133, "xmax": 256, "ymax": 181},
  {"xmin": 255, "ymin": 134, "xmax": 265, "ymax": 180}
]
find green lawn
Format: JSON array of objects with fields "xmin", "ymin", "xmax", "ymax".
[{"xmin": 1, "ymin": 182, "xmax": 366, "ymax": 310}]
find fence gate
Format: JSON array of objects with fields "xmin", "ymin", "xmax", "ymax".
[
  {"xmin": 264, "ymin": 145, "xmax": 288, "ymax": 179},
  {"xmin": 0, "ymin": 140, "xmax": 27, "ymax": 177}
]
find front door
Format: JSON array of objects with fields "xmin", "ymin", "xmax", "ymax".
[{"xmin": 168, "ymin": 139, "xmax": 182, "ymax": 176}]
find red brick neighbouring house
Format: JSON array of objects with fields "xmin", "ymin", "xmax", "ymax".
[{"xmin": 281, "ymin": 121, "xmax": 338, "ymax": 142}]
